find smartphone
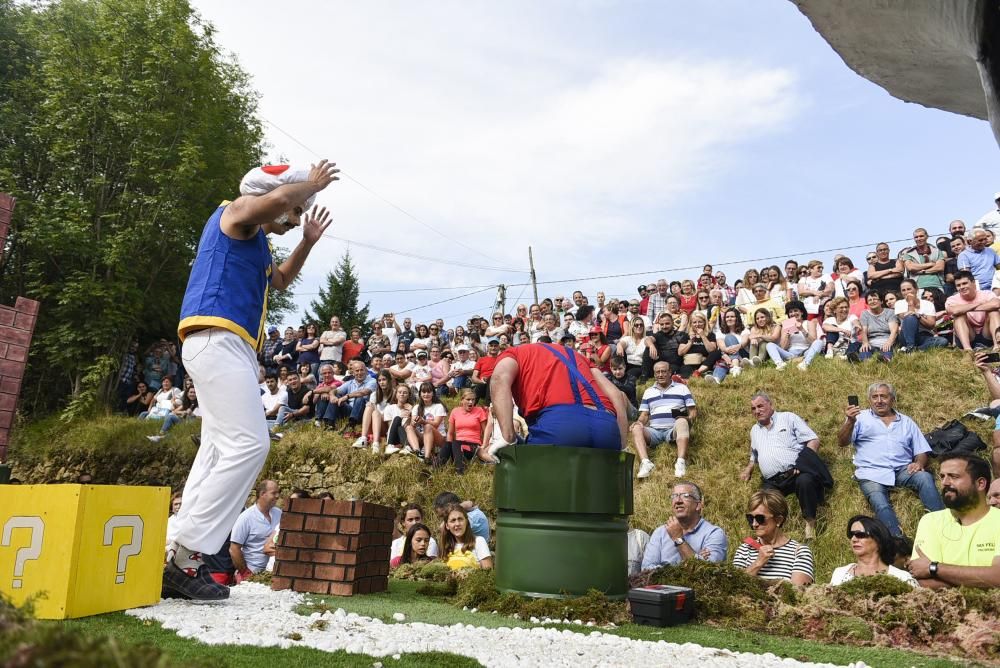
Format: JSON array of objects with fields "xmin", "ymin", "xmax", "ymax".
[
  {"xmin": 671, "ymin": 407, "xmax": 688, "ymax": 418},
  {"xmin": 982, "ymin": 352, "xmax": 1000, "ymax": 364},
  {"xmin": 848, "ymin": 395, "xmax": 859, "ymax": 407}
]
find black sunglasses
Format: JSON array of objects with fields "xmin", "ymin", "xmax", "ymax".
[
  {"xmin": 847, "ymin": 530, "xmax": 871, "ymax": 540},
  {"xmin": 745, "ymin": 514, "xmax": 770, "ymax": 527}
]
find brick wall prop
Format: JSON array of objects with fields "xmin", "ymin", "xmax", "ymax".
[
  {"xmin": 0, "ymin": 193, "xmax": 39, "ymax": 464},
  {"xmin": 271, "ymin": 499, "xmax": 394, "ymax": 596}
]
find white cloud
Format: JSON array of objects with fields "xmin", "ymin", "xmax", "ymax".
[{"xmin": 191, "ymin": 1, "xmax": 801, "ymax": 322}]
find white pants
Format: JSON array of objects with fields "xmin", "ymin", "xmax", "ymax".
[{"xmin": 168, "ymin": 329, "xmax": 270, "ymax": 554}]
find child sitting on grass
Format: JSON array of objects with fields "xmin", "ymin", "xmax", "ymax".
[
  {"xmin": 391, "ymin": 522, "xmax": 434, "ymax": 568},
  {"xmin": 439, "ymin": 504, "xmax": 492, "ymax": 570}
]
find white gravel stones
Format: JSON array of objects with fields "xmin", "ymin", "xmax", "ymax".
[{"xmin": 126, "ymin": 583, "xmax": 869, "ymax": 668}]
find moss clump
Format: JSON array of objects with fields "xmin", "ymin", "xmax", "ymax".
[
  {"xmin": 826, "ymin": 615, "xmax": 875, "ymax": 642},
  {"xmin": 445, "ymin": 570, "xmax": 629, "ymax": 625},
  {"xmin": 834, "ymin": 574, "xmax": 912, "ymax": 599},
  {"xmin": 0, "ymin": 595, "xmax": 175, "ymax": 667},
  {"xmin": 392, "ymin": 561, "xmax": 452, "ymax": 582}
]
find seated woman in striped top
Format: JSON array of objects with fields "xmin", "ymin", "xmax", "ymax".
[{"xmin": 732, "ymin": 489, "xmax": 814, "ymax": 585}]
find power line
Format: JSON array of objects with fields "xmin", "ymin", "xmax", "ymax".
[
  {"xmin": 261, "ymin": 116, "xmax": 509, "ymax": 266},
  {"xmin": 499, "ymin": 235, "xmax": 929, "ymax": 288},
  {"xmin": 297, "ymin": 283, "xmax": 495, "ymax": 296},
  {"xmin": 319, "ymin": 232, "xmax": 527, "ymax": 273},
  {"xmin": 393, "ymin": 285, "xmax": 497, "ymax": 316}
]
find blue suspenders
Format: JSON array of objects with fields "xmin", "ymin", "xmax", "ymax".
[{"xmin": 539, "ymin": 344, "xmax": 607, "ymax": 412}]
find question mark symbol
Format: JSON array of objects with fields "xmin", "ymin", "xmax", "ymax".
[
  {"xmin": 1, "ymin": 516, "xmax": 44, "ymax": 589},
  {"xmin": 103, "ymin": 516, "xmax": 144, "ymax": 585}
]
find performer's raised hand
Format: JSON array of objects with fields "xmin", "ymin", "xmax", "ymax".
[
  {"xmin": 308, "ymin": 160, "xmax": 340, "ymax": 191},
  {"xmin": 302, "ymin": 205, "xmax": 332, "ymax": 246}
]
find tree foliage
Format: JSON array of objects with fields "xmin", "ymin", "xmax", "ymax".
[
  {"xmin": 305, "ymin": 250, "xmax": 371, "ymax": 333},
  {"xmin": 0, "ymin": 0, "xmax": 264, "ymax": 414}
]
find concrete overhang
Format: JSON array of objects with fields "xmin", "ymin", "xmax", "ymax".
[{"xmin": 792, "ymin": 0, "xmax": 1000, "ymax": 146}]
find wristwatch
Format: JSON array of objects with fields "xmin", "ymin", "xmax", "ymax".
[
  {"xmin": 673, "ymin": 537, "xmax": 685, "ymax": 547},
  {"xmin": 929, "ymin": 562, "xmax": 939, "ymax": 577}
]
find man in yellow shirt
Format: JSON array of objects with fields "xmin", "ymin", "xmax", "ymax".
[{"xmin": 909, "ymin": 453, "xmax": 1000, "ymax": 588}]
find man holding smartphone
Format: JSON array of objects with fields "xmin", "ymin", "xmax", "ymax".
[
  {"xmin": 838, "ymin": 381, "xmax": 943, "ymax": 537},
  {"xmin": 970, "ymin": 350, "xmax": 1000, "ymax": 477}
]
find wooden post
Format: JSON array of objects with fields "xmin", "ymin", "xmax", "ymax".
[{"xmin": 528, "ymin": 246, "xmax": 539, "ymax": 306}]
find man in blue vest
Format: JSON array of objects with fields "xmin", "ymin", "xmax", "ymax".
[{"xmin": 164, "ymin": 161, "xmax": 338, "ymax": 600}]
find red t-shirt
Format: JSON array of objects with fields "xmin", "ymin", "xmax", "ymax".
[
  {"xmin": 679, "ymin": 294, "xmax": 697, "ymax": 314},
  {"xmin": 449, "ymin": 406, "xmax": 488, "ymax": 446},
  {"xmin": 498, "ymin": 344, "xmax": 615, "ymax": 419},
  {"xmin": 342, "ymin": 340, "xmax": 365, "ymax": 362},
  {"xmin": 474, "ymin": 355, "xmax": 500, "ymax": 380}
]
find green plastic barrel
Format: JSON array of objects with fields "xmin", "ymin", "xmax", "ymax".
[{"xmin": 494, "ymin": 445, "xmax": 634, "ymax": 599}]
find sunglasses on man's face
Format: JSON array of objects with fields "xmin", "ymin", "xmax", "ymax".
[
  {"xmin": 847, "ymin": 530, "xmax": 871, "ymax": 540},
  {"xmin": 745, "ymin": 514, "xmax": 771, "ymax": 527}
]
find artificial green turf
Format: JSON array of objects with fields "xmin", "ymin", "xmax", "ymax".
[{"xmin": 53, "ymin": 579, "xmax": 966, "ymax": 668}]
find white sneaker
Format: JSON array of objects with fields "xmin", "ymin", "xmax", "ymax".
[
  {"xmin": 775, "ymin": 361, "xmax": 787, "ymax": 371},
  {"xmin": 146, "ymin": 434, "xmax": 163, "ymax": 443},
  {"xmin": 710, "ymin": 375, "xmax": 721, "ymax": 384},
  {"xmin": 371, "ymin": 444, "xmax": 381, "ymax": 454},
  {"xmin": 730, "ymin": 365, "xmax": 742, "ymax": 377},
  {"xmin": 797, "ymin": 361, "xmax": 809, "ymax": 372},
  {"xmin": 637, "ymin": 459, "xmax": 656, "ymax": 479},
  {"xmin": 384, "ymin": 445, "xmax": 401, "ymax": 455},
  {"xmin": 750, "ymin": 356, "xmax": 762, "ymax": 367},
  {"xmin": 352, "ymin": 436, "xmax": 367, "ymax": 448},
  {"xmin": 674, "ymin": 458, "xmax": 687, "ymax": 477},
  {"xmin": 825, "ymin": 350, "xmax": 834, "ymax": 359}
]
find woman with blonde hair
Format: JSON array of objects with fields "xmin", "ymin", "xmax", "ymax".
[
  {"xmin": 616, "ymin": 316, "xmax": 649, "ymax": 380},
  {"xmin": 732, "ymin": 489, "xmax": 814, "ymax": 585},
  {"xmin": 677, "ymin": 312, "xmax": 720, "ymax": 378},
  {"xmin": 747, "ymin": 308, "xmax": 780, "ymax": 366},
  {"xmin": 735, "ymin": 268, "xmax": 761, "ymax": 320}
]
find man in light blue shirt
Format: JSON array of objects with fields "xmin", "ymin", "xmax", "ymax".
[
  {"xmin": 641, "ymin": 481, "xmax": 728, "ymax": 571},
  {"xmin": 230, "ymin": 479, "xmax": 282, "ymax": 575},
  {"xmin": 337, "ymin": 360, "xmax": 377, "ymax": 445},
  {"xmin": 958, "ymin": 228, "xmax": 1000, "ymax": 290},
  {"xmin": 838, "ymin": 381, "xmax": 943, "ymax": 537}
]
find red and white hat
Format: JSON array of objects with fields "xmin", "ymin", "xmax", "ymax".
[{"xmin": 239, "ymin": 164, "xmax": 316, "ymax": 211}]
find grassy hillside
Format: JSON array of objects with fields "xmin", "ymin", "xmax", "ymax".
[{"xmin": 8, "ymin": 347, "xmax": 994, "ymax": 583}]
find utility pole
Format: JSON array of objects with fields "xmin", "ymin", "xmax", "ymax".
[
  {"xmin": 497, "ymin": 284, "xmax": 507, "ymax": 315},
  {"xmin": 528, "ymin": 246, "xmax": 539, "ymax": 306}
]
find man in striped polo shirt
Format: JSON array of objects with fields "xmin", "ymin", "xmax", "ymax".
[
  {"xmin": 632, "ymin": 361, "xmax": 697, "ymax": 479},
  {"xmin": 740, "ymin": 392, "xmax": 832, "ymax": 541}
]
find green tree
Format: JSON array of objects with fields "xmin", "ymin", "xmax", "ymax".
[
  {"xmin": 0, "ymin": 0, "xmax": 264, "ymax": 415},
  {"xmin": 305, "ymin": 250, "xmax": 370, "ymax": 333},
  {"xmin": 265, "ymin": 246, "xmax": 301, "ymax": 326}
]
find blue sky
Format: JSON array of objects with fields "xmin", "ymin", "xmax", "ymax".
[{"xmin": 191, "ymin": 0, "xmax": 1000, "ymax": 326}]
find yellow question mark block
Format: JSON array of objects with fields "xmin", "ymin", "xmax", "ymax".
[{"xmin": 0, "ymin": 484, "xmax": 168, "ymax": 619}]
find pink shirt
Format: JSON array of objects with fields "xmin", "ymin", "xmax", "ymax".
[{"xmin": 946, "ymin": 290, "xmax": 997, "ymax": 330}]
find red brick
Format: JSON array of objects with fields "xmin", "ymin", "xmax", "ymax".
[
  {"xmin": 298, "ymin": 549, "xmax": 334, "ymax": 564},
  {"xmin": 360, "ymin": 503, "xmax": 378, "ymax": 518},
  {"xmin": 0, "ymin": 378, "xmax": 19, "ymax": 395},
  {"xmin": 12, "ymin": 312, "xmax": 34, "ymax": 331},
  {"xmin": 0, "ymin": 359, "xmax": 24, "ymax": 380},
  {"xmin": 0, "ymin": 310, "xmax": 13, "ymax": 327},
  {"xmin": 275, "ymin": 547, "xmax": 298, "ymax": 562},
  {"xmin": 304, "ymin": 516, "xmax": 339, "ymax": 533},
  {"xmin": 0, "ymin": 394, "xmax": 14, "ymax": 413},
  {"xmin": 292, "ymin": 578, "xmax": 330, "ymax": 594},
  {"xmin": 279, "ymin": 512, "xmax": 304, "ymax": 531},
  {"xmin": 322, "ymin": 499, "xmax": 353, "ymax": 516},
  {"xmin": 282, "ymin": 531, "xmax": 317, "ymax": 549},
  {"xmin": 275, "ymin": 561, "xmax": 313, "ymax": 578},
  {"xmin": 5, "ymin": 345, "xmax": 26, "ymax": 363},
  {"xmin": 318, "ymin": 534, "xmax": 354, "ymax": 551},
  {"xmin": 343, "ymin": 566, "xmax": 356, "ymax": 581},
  {"xmin": 13, "ymin": 298, "xmax": 38, "ymax": 316},
  {"xmin": 289, "ymin": 497, "xmax": 324, "ymax": 514},
  {"xmin": 370, "ymin": 577, "xmax": 388, "ymax": 593},
  {"xmin": 0, "ymin": 411, "xmax": 12, "ymax": 430},
  {"xmin": 0, "ymin": 432, "xmax": 8, "ymax": 447},
  {"xmin": 355, "ymin": 562, "xmax": 368, "ymax": 578},
  {"xmin": 0, "ymin": 326, "xmax": 31, "ymax": 347},
  {"xmin": 314, "ymin": 565, "xmax": 346, "ymax": 581},
  {"xmin": 334, "ymin": 550, "xmax": 358, "ymax": 565},
  {"xmin": 374, "ymin": 561, "xmax": 389, "ymax": 577},
  {"xmin": 339, "ymin": 518, "xmax": 361, "ymax": 534},
  {"xmin": 329, "ymin": 582, "xmax": 356, "ymax": 596},
  {"xmin": 270, "ymin": 576, "xmax": 293, "ymax": 591},
  {"xmin": 372, "ymin": 545, "xmax": 390, "ymax": 562}
]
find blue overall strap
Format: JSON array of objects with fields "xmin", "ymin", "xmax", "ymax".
[{"xmin": 539, "ymin": 343, "xmax": 606, "ymax": 411}]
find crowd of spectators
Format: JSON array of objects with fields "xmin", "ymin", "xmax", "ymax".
[{"xmin": 139, "ymin": 202, "xmax": 1000, "ymax": 591}]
